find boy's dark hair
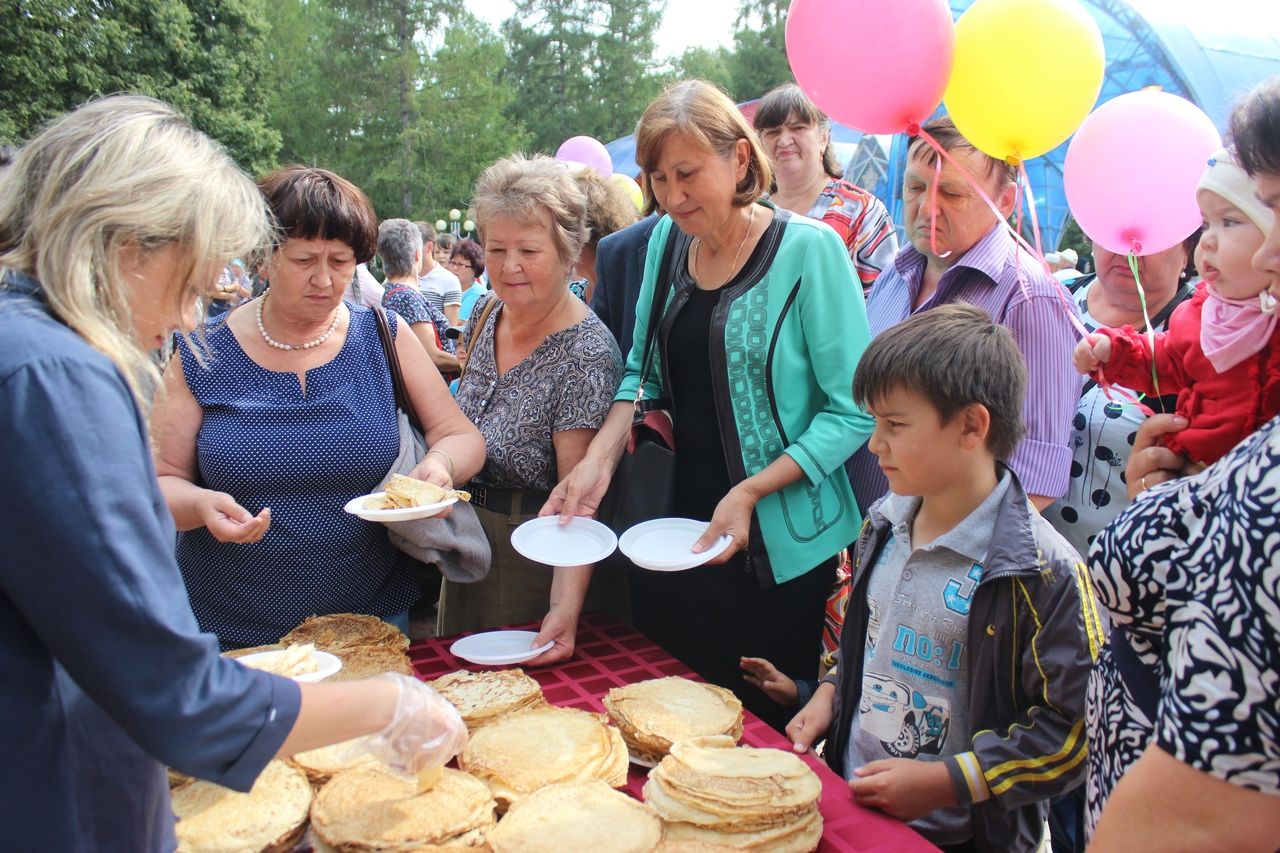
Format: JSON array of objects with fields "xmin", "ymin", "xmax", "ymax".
[
  {"xmin": 1230, "ymin": 75, "xmax": 1280, "ymax": 177},
  {"xmin": 854, "ymin": 303, "xmax": 1027, "ymax": 460}
]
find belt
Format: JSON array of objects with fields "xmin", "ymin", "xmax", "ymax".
[{"xmin": 468, "ymin": 483, "xmax": 551, "ymax": 517}]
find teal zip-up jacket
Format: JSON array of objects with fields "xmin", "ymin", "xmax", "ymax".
[{"xmin": 616, "ymin": 204, "xmax": 875, "ymax": 586}]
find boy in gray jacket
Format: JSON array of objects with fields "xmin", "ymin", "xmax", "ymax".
[{"xmin": 788, "ymin": 304, "xmax": 1104, "ymax": 853}]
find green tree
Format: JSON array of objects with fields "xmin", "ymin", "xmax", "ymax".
[
  {"xmin": 0, "ymin": 0, "xmax": 280, "ymax": 174},
  {"xmin": 502, "ymin": 0, "xmax": 666, "ymax": 153},
  {"xmin": 414, "ymin": 13, "xmax": 531, "ymax": 217},
  {"xmin": 674, "ymin": 46, "xmax": 735, "ymax": 95},
  {"xmin": 260, "ymin": 0, "xmax": 335, "ymax": 167},
  {"xmin": 726, "ymin": 0, "xmax": 792, "ymax": 101}
]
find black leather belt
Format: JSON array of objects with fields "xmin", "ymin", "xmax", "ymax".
[{"xmin": 468, "ymin": 483, "xmax": 551, "ymax": 516}]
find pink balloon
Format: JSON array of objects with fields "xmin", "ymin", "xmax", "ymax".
[
  {"xmin": 786, "ymin": 0, "xmax": 954, "ymax": 134},
  {"xmin": 555, "ymin": 136, "xmax": 612, "ymax": 177},
  {"xmin": 1064, "ymin": 90, "xmax": 1221, "ymax": 256}
]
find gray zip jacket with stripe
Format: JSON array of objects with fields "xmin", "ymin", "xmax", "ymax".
[{"xmin": 824, "ymin": 465, "xmax": 1106, "ymax": 853}]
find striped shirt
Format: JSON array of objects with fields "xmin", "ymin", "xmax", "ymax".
[{"xmin": 850, "ymin": 224, "xmax": 1080, "ymax": 508}]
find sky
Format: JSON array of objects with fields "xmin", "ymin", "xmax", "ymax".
[{"xmin": 471, "ymin": 0, "xmax": 741, "ymax": 60}]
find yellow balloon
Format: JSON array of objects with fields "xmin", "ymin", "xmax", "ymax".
[
  {"xmin": 944, "ymin": 0, "xmax": 1104, "ymax": 162},
  {"xmin": 610, "ymin": 172, "xmax": 644, "ymax": 213}
]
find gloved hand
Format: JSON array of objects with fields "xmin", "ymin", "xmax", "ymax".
[{"xmin": 361, "ymin": 673, "xmax": 468, "ymax": 776}]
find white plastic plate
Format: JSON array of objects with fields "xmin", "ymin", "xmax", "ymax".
[
  {"xmin": 238, "ymin": 649, "xmax": 343, "ymax": 683},
  {"xmin": 343, "ymin": 492, "xmax": 457, "ymax": 522},
  {"xmin": 618, "ymin": 518, "xmax": 733, "ymax": 572},
  {"xmin": 449, "ymin": 630, "xmax": 555, "ymax": 666},
  {"xmin": 509, "ymin": 516, "xmax": 618, "ymax": 566}
]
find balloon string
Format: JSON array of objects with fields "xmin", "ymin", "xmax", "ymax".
[
  {"xmin": 1018, "ymin": 160, "xmax": 1047, "ymax": 267},
  {"xmin": 929, "ymin": 156, "xmax": 951, "ymax": 259},
  {"xmin": 912, "ymin": 129, "xmax": 1092, "ymax": 340},
  {"xmin": 1128, "ymin": 252, "xmax": 1163, "ymax": 400}
]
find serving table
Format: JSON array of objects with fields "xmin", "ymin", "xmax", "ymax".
[{"xmin": 410, "ymin": 611, "xmax": 938, "ymax": 852}]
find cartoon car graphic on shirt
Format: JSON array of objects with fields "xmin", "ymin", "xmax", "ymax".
[{"xmin": 859, "ymin": 672, "xmax": 951, "ymax": 758}]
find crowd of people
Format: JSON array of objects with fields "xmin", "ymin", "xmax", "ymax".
[{"xmin": 2, "ymin": 71, "xmax": 1278, "ymax": 851}]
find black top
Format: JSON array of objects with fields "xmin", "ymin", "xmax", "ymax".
[{"xmin": 667, "ymin": 283, "xmax": 733, "ymax": 520}]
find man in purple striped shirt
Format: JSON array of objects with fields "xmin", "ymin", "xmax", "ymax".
[{"xmin": 850, "ymin": 117, "xmax": 1080, "ymax": 512}]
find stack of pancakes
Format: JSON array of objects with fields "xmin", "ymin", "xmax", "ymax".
[
  {"xmin": 459, "ymin": 705, "xmax": 629, "ymax": 811},
  {"xmin": 287, "ymin": 737, "xmax": 379, "ymax": 788},
  {"xmin": 487, "ymin": 781, "xmax": 664, "ymax": 852},
  {"xmin": 428, "ymin": 668, "xmax": 546, "ymax": 732},
  {"xmin": 171, "ymin": 761, "xmax": 312, "ymax": 853},
  {"xmin": 604, "ymin": 676, "xmax": 744, "ymax": 764},
  {"xmin": 310, "ymin": 765, "xmax": 496, "ymax": 851},
  {"xmin": 643, "ymin": 736, "xmax": 824, "ymax": 852},
  {"xmin": 225, "ymin": 613, "xmax": 415, "ymax": 681}
]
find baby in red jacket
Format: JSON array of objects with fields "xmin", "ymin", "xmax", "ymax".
[{"xmin": 1074, "ymin": 148, "xmax": 1279, "ymax": 466}]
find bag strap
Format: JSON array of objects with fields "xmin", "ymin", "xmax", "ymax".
[
  {"xmin": 372, "ymin": 306, "xmax": 424, "ymax": 434},
  {"xmin": 460, "ymin": 295, "xmax": 500, "ymax": 385},
  {"xmin": 1079, "ymin": 278, "xmax": 1196, "ymax": 399},
  {"xmin": 635, "ymin": 226, "xmax": 686, "ymax": 406}
]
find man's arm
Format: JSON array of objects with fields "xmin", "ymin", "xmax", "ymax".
[{"xmin": 1006, "ymin": 291, "xmax": 1081, "ymax": 504}]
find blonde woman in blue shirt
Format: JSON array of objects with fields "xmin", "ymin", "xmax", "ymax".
[{"xmin": 0, "ymin": 96, "xmax": 466, "ymax": 849}]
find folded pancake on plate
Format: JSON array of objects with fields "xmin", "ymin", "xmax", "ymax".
[
  {"xmin": 604, "ymin": 676, "xmax": 744, "ymax": 764},
  {"xmin": 172, "ymin": 760, "xmax": 312, "ymax": 853},
  {"xmin": 279, "ymin": 613, "xmax": 408, "ymax": 654},
  {"xmin": 310, "ymin": 765, "xmax": 495, "ymax": 851},
  {"xmin": 370, "ymin": 474, "xmax": 472, "ymax": 509},
  {"xmin": 487, "ymin": 780, "xmax": 664, "ymax": 853},
  {"xmin": 287, "ymin": 737, "xmax": 379, "ymax": 787},
  {"xmin": 324, "ymin": 645, "xmax": 415, "ymax": 682},
  {"xmin": 427, "ymin": 668, "xmax": 545, "ymax": 731},
  {"xmin": 223, "ymin": 643, "xmax": 284, "ymax": 660},
  {"xmin": 237, "ymin": 643, "xmax": 321, "ymax": 678},
  {"xmin": 459, "ymin": 705, "xmax": 628, "ymax": 811},
  {"xmin": 643, "ymin": 735, "xmax": 823, "ymax": 852}
]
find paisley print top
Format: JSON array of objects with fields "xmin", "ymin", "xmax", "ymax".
[
  {"xmin": 455, "ymin": 294, "xmax": 621, "ymax": 491},
  {"xmin": 1085, "ymin": 414, "xmax": 1280, "ymax": 834}
]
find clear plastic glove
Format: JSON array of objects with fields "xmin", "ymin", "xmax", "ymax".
[{"xmin": 361, "ymin": 673, "xmax": 468, "ymax": 776}]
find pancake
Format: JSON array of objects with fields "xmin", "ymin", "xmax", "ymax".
[
  {"xmin": 427, "ymin": 668, "xmax": 545, "ymax": 731},
  {"xmin": 604, "ymin": 676, "xmax": 744, "ymax": 763},
  {"xmin": 279, "ymin": 613, "xmax": 408, "ymax": 653},
  {"xmin": 310, "ymin": 765, "xmax": 495, "ymax": 851},
  {"xmin": 172, "ymin": 760, "xmax": 312, "ymax": 853},
  {"xmin": 287, "ymin": 737, "xmax": 379, "ymax": 787},
  {"xmin": 459, "ymin": 705, "xmax": 628, "ymax": 810},
  {"xmin": 487, "ymin": 781, "xmax": 664, "ymax": 853},
  {"xmin": 325, "ymin": 645, "xmax": 415, "ymax": 682}
]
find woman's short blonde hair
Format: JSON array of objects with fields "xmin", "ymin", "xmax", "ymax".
[
  {"xmin": 573, "ymin": 169, "xmax": 638, "ymax": 249},
  {"xmin": 0, "ymin": 95, "xmax": 270, "ymax": 402},
  {"xmin": 634, "ymin": 80, "xmax": 772, "ymax": 216},
  {"xmin": 472, "ymin": 154, "xmax": 589, "ymax": 268}
]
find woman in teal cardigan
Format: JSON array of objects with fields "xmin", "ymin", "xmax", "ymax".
[{"xmin": 544, "ymin": 80, "xmax": 874, "ymax": 730}]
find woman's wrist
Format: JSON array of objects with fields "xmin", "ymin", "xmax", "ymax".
[{"xmin": 425, "ymin": 449, "xmax": 455, "ymax": 480}]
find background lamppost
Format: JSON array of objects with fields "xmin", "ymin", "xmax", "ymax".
[
  {"xmin": 434, "ymin": 218, "xmax": 447, "ymax": 234},
  {"xmin": 463, "ymin": 219, "xmax": 475, "ymax": 239},
  {"xmin": 448, "ymin": 208, "xmax": 461, "ymax": 237}
]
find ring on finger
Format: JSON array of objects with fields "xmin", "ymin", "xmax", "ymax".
[{"xmin": 1140, "ymin": 475, "xmax": 1149, "ymax": 491}]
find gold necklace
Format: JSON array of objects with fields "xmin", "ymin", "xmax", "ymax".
[{"xmin": 692, "ymin": 206, "xmax": 755, "ymax": 289}]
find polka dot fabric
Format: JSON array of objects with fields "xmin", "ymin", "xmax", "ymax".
[{"xmin": 174, "ymin": 303, "xmax": 420, "ymax": 649}]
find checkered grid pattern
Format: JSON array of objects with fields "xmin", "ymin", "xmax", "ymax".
[{"xmin": 410, "ymin": 611, "xmax": 937, "ymax": 852}]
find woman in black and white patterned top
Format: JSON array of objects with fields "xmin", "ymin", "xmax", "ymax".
[
  {"xmin": 441, "ymin": 154, "xmax": 623, "ymax": 662},
  {"xmin": 1086, "ymin": 411, "xmax": 1280, "ymax": 846}
]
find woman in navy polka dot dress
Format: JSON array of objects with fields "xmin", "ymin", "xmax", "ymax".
[{"xmin": 151, "ymin": 167, "xmax": 485, "ymax": 649}]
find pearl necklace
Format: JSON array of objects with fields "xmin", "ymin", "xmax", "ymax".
[
  {"xmin": 692, "ymin": 205, "xmax": 755, "ymax": 289},
  {"xmin": 255, "ymin": 292, "xmax": 340, "ymax": 351}
]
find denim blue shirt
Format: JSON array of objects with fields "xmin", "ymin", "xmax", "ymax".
[{"xmin": 0, "ymin": 270, "xmax": 300, "ymax": 850}]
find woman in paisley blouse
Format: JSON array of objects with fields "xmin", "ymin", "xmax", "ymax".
[
  {"xmin": 1085, "ymin": 76, "xmax": 1280, "ymax": 850},
  {"xmin": 440, "ymin": 154, "xmax": 623, "ymax": 664}
]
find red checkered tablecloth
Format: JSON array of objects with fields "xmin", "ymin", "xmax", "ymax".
[{"xmin": 410, "ymin": 611, "xmax": 937, "ymax": 852}]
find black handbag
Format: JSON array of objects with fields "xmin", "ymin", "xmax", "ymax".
[{"xmin": 597, "ymin": 228, "xmax": 682, "ymax": 533}]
